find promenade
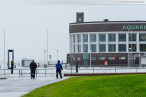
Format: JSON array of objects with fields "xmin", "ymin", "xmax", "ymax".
[{"xmin": 0, "ymin": 77, "xmax": 70, "ymax": 97}]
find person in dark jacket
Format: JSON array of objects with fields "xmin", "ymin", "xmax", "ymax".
[
  {"xmin": 76, "ymin": 61, "xmax": 79, "ymax": 73},
  {"xmin": 56, "ymin": 60, "xmax": 63, "ymax": 79},
  {"xmin": 30, "ymin": 60, "xmax": 37, "ymax": 79}
]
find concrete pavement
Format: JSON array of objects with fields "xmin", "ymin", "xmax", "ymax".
[{"xmin": 0, "ymin": 77, "xmax": 70, "ymax": 97}]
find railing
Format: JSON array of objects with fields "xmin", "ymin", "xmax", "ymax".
[
  {"xmin": 0, "ymin": 68, "xmax": 57, "ymax": 77},
  {"xmin": 66, "ymin": 65, "xmax": 146, "ymax": 74},
  {"xmin": 1, "ymin": 65, "xmax": 146, "ymax": 77}
]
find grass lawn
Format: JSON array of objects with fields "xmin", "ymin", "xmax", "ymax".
[{"xmin": 22, "ymin": 74, "xmax": 146, "ymax": 97}]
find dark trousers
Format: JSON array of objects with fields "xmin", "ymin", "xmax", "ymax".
[
  {"xmin": 56, "ymin": 71, "xmax": 62, "ymax": 78},
  {"xmin": 76, "ymin": 66, "xmax": 78, "ymax": 73},
  {"xmin": 31, "ymin": 69, "xmax": 36, "ymax": 79}
]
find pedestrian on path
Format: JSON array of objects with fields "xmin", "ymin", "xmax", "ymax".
[
  {"xmin": 76, "ymin": 60, "xmax": 79, "ymax": 73},
  {"xmin": 30, "ymin": 60, "xmax": 37, "ymax": 79},
  {"xmin": 56, "ymin": 60, "xmax": 63, "ymax": 79}
]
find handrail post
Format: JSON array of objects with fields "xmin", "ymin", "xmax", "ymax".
[
  {"xmin": 4, "ymin": 69, "xmax": 5, "ymax": 76},
  {"xmin": 115, "ymin": 66, "xmax": 116, "ymax": 73},
  {"xmin": 19, "ymin": 69, "xmax": 20, "ymax": 77},
  {"xmin": 21, "ymin": 69, "xmax": 22, "ymax": 76},
  {"xmin": 93, "ymin": 65, "xmax": 94, "ymax": 73},
  {"xmin": 71, "ymin": 65, "xmax": 72, "ymax": 74},
  {"xmin": 45, "ymin": 69, "xmax": 46, "ymax": 77},
  {"xmin": 36, "ymin": 69, "xmax": 37, "ymax": 77}
]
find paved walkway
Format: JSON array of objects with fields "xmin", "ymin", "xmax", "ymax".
[{"xmin": 0, "ymin": 77, "xmax": 70, "ymax": 97}]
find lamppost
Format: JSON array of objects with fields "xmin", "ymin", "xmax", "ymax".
[
  {"xmin": 90, "ymin": 49, "xmax": 91, "ymax": 67},
  {"xmin": 128, "ymin": 48, "xmax": 131, "ymax": 67},
  {"xmin": 44, "ymin": 50, "xmax": 47, "ymax": 67}
]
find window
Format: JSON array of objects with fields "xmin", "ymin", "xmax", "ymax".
[
  {"xmin": 129, "ymin": 34, "xmax": 136, "ymax": 41},
  {"xmin": 119, "ymin": 57, "xmax": 126, "ymax": 60},
  {"xmin": 109, "ymin": 34, "xmax": 116, "ymax": 42},
  {"xmin": 129, "ymin": 44, "xmax": 136, "ymax": 52},
  {"xmin": 99, "ymin": 57, "xmax": 105, "ymax": 60},
  {"xmin": 109, "ymin": 57, "xmax": 115, "ymax": 60},
  {"xmin": 99, "ymin": 34, "xmax": 106, "ymax": 42},
  {"xmin": 119, "ymin": 44, "xmax": 126, "ymax": 52},
  {"xmin": 77, "ymin": 34, "xmax": 81, "ymax": 43},
  {"xmin": 90, "ymin": 34, "xmax": 96, "ymax": 42},
  {"xmin": 73, "ymin": 45, "xmax": 75, "ymax": 53},
  {"xmin": 119, "ymin": 34, "xmax": 126, "ymax": 41},
  {"xmin": 91, "ymin": 44, "xmax": 96, "ymax": 52},
  {"xmin": 83, "ymin": 44, "xmax": 88, "ymax": 52},
  {"xmin": 108, "ymin": 44, "xmax": 116, "ymax": 52},
  {"xmin": 139, "ymin": 34, "xmax": 146, "ymax": 41},
  {"xmin": 91, "ymin": 57, "xmax": 96, "ymax": 60},
  {"xmin": 83, "ymin": 34, "xmax": 88, "ymax": 42},
  {"xmin": 140, "ymin": 44, "xmax": 146, "ymax": 52},
  {"xmin": 77, "ymin": 57, "xmax": 80, "ymax": 60},
  {"xmin": 99, "ymin": 44, "xmax": 106, "ymax": 52},
  {"xmin": 78, "ymin": 45, "xmax": 81, "ymax": 52},
  {"xmin": 73, "ymin": 35, "xmax": 75, "ymax": 43}
]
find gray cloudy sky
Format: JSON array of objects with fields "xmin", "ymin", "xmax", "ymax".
[{"xmin": 0, "ymin": 0, "xmax": 146, "ymax": 62}]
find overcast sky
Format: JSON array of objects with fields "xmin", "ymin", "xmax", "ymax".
[{"xmin": 0, "ymin": 0, "xmax": 146, "ymax": 62}]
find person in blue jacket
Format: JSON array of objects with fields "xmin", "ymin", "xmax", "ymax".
[{"xmin": 56, "ymin": 60, "xmax": 63, "ymax": 79}]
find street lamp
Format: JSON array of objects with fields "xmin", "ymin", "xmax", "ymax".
[
  {"xmin": 128, "ymin": 48, "xmax": 131, "ymax": 67},
  {"xmin": 44, "ymin": 50, "xmax": 47, "ymax": 67},
  {"xmin": 90, "ymin": 49, "xmax": 91, "ymax": 67}
]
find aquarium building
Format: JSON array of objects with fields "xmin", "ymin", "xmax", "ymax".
[{"xmin": 69, "ymin": 12, "xmax": 146, "ymax": 66}]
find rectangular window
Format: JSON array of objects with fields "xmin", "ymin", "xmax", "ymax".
[
  {"xmin": 119, "ymin": 34, "xmax": 126, "ymax": 41},
  {"xmin": 77, "ymin": 57, "xmax": 80, "ymax": 60},
  {"xmin": 90, "ymin": 34, "xmax": 96, "ymax": 42},
  {"xmin": 119, "ymin": 44, "xmax": 126, "ymax": 52},
  {"xmin": 99, "ymin": 57, "xmax": 105, "ymax": 60},
  {"xmin": 108, "ymin": 44, "xmax": 116, "ymax": 52},
  {"xmin": 73, "ymin": 45, "xmax": 76, "ymax": 53},
  {"xmin": 78, "ymin": 45, "xmax": 81, "ymax": 52},
  {"xmin": 83, "ymin": 44, "xmax": 88, "ymax": 52},
  {"xmin": 91, "ymin": 57, "xmax": 96, "ymax": 60},
  {"xmin": 129, "ymin": 44, "xmax": 136, "ymax": 52},
  {"xmin": 73, "ymin": 35, "xmax": 75, "ymax": 43},
  {"xmin": 129, "ymin": 34, "xmax": 136, "ymax": 41},
  {"xmin": 109, "ymin": 57, "xmax": 115, "ymax": 60},
  {"xmin": 91, "ymin": 44, "xmax": 96, "ymax": 52},
  {"xmin": 83, "ymin": 34, "xmax": 88, "ymax": 42},
  {"xmin": 109, "ymin": 34, "xmax": 116, "ymax": 42},
  {"xmin": 99, "ymin": 44, "xmax": 106, "ymax": 52},
  {"xmin": 140, "ymin": 44, "xmax": 146, "ymax": 52},
  {"xmin": 99, "ymin": 34, "xmax": 106, "ymax": 42},
  {"xmin": 139, "ymin": 34, "xmax": 146, "ymax": 41},
  {"xmin": 77, "ymin": 34, "xmax": 81, "ymax": 43},
  {"xmin": 119, "ymin": 57, "xmax": 126, "ymax": 60}
]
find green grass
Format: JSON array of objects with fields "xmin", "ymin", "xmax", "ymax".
[{"xmin": 22, "ymin": 74, "xmax": 146, "ymax": 97}]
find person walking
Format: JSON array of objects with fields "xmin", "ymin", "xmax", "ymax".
[
  {"xmin": 56, "ymin": 60, "xmax": 63, "ymax": 79},
  {"xmin": 30, "ymin": 60, "xmax": 37, "ymax": 79},
  {"xmin": 76, "ymin": 60, "xmax": 79, "ymax": 73}
]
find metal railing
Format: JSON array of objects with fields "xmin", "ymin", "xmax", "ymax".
[
  {"xmin": 66, "ymin": 65, "xmax": 146, "ymax": 74},
  {"xmin": 0, "ymin": 68, "xmax": 57, "ymax": 77},
  {"xmin": 1, "ymin": 65, "xmax": 146, "ymax": 77}
]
